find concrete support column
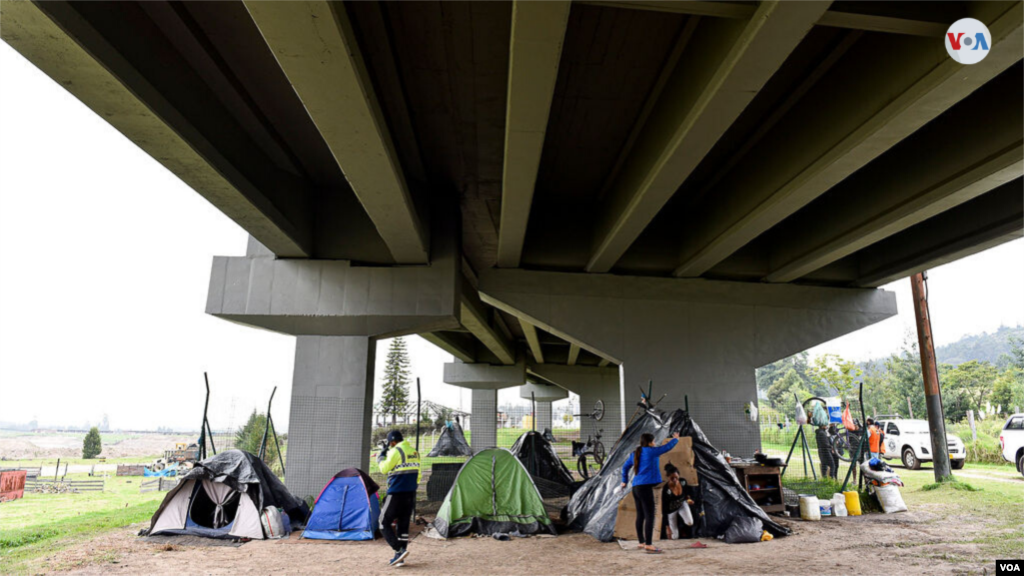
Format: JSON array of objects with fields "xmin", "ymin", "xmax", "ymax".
[
  {"xmin": 536, "ymin": 401, "xmax": 553, "ymax": 431},
  {"xmin": 285, "ymin": 335, "xmax": 375, "ymax": 499},
  {"xmin": 470, "ymin": 389, "xmax": 497, "ymax": 452}
]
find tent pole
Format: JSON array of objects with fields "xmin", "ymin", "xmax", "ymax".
[
  {"xmin": 416, "ymin": 378, "xmax": 422, "ymax": 453},
  {"xmin": 200, "ymin": 373, "xmax": 211, "ymax": 460},
  {"xmin": 259, "ymin": 386, "xmax": 277, "ymax": 460},
  {"xmin": 801, "ymin": 424, "xmax": 817, "ymax": 480},
  {"xmin": 781, "ymin": 425, "xmax": 801, "ymax": 478},
  {"xmin": 270, "ymin": 416, "xmax": 285, "ymax": 475}
]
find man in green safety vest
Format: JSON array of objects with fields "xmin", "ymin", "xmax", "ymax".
[{"xmin": 378, "ymin": 430, "xmax": 422, "ymax": 567}]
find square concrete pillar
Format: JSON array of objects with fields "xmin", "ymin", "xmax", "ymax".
[
  {"xmin": 470, "ymin": 389, "xmax": 497, "ymax": 452},
  {"xmin": 285, "ymin": 336, "xmax": 375, "ymax": 499},
  {"xmin": 536, "ymin": 401, "xmax": 552, "ymax": 431}
]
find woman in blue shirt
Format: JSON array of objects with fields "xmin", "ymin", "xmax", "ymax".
[{"xmin": 620, "ymin": 431, "xmax": 680, "ymax": 553}]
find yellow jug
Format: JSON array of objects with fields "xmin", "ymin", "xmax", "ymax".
[{"xmin": 844, "ymin": 491, "xmax": 862, "ymax": 516}]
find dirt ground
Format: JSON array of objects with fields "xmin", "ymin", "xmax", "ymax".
[
  {"xmin": 31, "ymin": 502, "xmax": 1001, "ymax": 576},
  {"xmin": 0, "ymin": 434, "xmax": 193, "ymax": 460}
]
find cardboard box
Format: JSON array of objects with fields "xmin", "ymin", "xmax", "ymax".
[{"xmin": 613, "ymin": 437, "xmax": 698, "ymax": 540}]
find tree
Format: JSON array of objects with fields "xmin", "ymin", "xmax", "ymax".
[
  {"xmin": 879, "ymin": 337, "xmax": 928, "ymax": 419},
  {"xmin": 1002, "ymin": 335, "xmax": 1024, "ymax": 371},
  {"xmin": 234, "ymin": 410, "xmax": 283, "ymax": 474},
  {"xmin": 944, "ymin": 360, "xmax": 998, "ymax": 422},
  {"xmin": 377, "ymin": 337, "xmax": 412, "ymax": 425},
  {"xmin": 767, "ymin": 369, "xmax": 810, "ymax": 410},
  {"xmin": 807, "ymin": 354, "xmax": 861, "ymax": 399},
  {"xmin": 82, "ymin": 427, "xmax": 102, "ymax": 459},
  {"xmin": 562, "ymin": 412, "xmax": 574, "ymax": 426},
  {"xmin": 756, "ymin": 352, "xmax": 811, "ymax": 392}
]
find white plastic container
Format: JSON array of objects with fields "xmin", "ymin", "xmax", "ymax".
[
  {"xmin": 799, "ymin": 495, "xmax": 821, "ymax": 521},
  {"xmin": 832, "ymin": 493, "xmax": 848, "ymax": 517}
]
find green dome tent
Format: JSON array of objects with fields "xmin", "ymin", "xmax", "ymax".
[{"xmin": 432, "ymin": 448, "xmax": 556, "ymax": 538}]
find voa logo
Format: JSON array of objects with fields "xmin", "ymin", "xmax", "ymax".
[{"xmin": 946, "ymin": 18, "xmax": 991, "ymax": 65}]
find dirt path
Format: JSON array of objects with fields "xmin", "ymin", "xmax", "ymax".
[{"xmin": 34, "ymin": 504, "xmax": 1000, "ymax": 576}]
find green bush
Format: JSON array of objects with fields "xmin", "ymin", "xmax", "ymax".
[
  {"xmin": 82, "ymin": 427, "xmax": 102, "ymax": 459},
  {"xmin": 371, "ymin": 424, "xmax": 431, "ymax": 446},
  {"xmin": 947, "ymin": 419, "xmax": 1008, "ymax": 464}
]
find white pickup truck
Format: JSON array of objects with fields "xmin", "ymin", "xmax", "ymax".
[
  {"xmin": 877, "ymin": 418, "xmax": 966, "ymax": 470},
  {"xmin": 1000, "ymin": 413, "xmax": 1024, "ymax": 478}
]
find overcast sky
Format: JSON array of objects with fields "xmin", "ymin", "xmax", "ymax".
[{"xmin": 1, "ymin": 43, "xmax": 1021, "ymax": 432}]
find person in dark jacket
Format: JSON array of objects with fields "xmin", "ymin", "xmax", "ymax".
[
  {"xmin": 815, "ymin": 424, "xmax": 838, "ymax": 479},
  {"xmin": 620, "ymin": 432, "xmax": 680, "ymax": 554},
  {"xmin": 662, "ymin": 463, "xmax": 696, "ymax": 539}
]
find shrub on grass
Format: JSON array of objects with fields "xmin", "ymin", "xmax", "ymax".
[{"xmin": 82, "ymin": 427, "xmax": 102, "ymax": 459}]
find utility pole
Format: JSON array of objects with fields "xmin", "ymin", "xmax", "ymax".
[{"xmin": 910, "ymin": 272, "xmax": 952, "ymax": 481}]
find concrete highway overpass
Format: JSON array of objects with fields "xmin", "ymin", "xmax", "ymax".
[{"xmin": 4, "ymin": 0, "xmax": 1021, "ymax": 497}]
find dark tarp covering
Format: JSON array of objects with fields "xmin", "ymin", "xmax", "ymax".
[
  {"xmin": 427, "ymin": 421, "xmax": 473, "ymax": 457},
  {"xmin": 510, "ymin": 431, "xmax": 575, "ymax": 487},
  {"xmin": 565, "ymin": 409, "xmax": 789, "ymax": 542},
  {"xmin": 148, "ymin": 450, "xmax": 308, "ymax": 532}
]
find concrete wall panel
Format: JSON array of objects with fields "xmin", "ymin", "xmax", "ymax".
[{"xmin": 481, "ymin": 269, "xmax": 896, "ymax": 455}]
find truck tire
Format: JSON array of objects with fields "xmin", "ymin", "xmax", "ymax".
[
  {"xmin": 1018, "ymin": 453, "xmax": 1024, "ymax": 479},
  {"xmin": 902, "ymin": 447, "xmax": 921, "ymax": 470},
  {"xmin": 951, "ymin": 459, "xmax": 965, "ymax": 470}
]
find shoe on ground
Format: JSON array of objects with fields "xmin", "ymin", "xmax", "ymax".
[{"xmin": 389, "ymin": 549, "xmax": 409, "ymax": 567}]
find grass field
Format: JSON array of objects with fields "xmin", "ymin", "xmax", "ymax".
[{"xmin": 0, "ymin": 473, "xmax": 167, "ymax": 574}]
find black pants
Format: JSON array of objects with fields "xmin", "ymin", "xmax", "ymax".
[
  {"xmin": 632, "ymin": 484, "xmax": 656, "ymax": 546},
  {"xmin": 381, "ymin": 492, "xmax": 416, "ymax": 552}
]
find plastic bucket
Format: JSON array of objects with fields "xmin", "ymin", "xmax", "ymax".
[
  {"xmin": 844, "ymin": 491, "xmax": 862, "ymax": 516},
  {"xmin": 819, "ymin": 500, "xmax": 832, "ymax": 517},
  {"xmin": 799, "ymin": 495, "xmax": 821, "ymax": 521}
]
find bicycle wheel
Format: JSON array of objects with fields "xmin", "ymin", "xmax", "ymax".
[
  {"xmin": 594, "ymin": 441, "xmax": 606, "ymax": 465},
  {"xmin": 831, "ymin": 433, "xmax": 851, "ymax": 462},
  {"xmin": 582, "ymin": 451, "xmax": 602, "ymax": 478},
  {"xmin": 577, "ymin": 454, "xmax": 590, "ymax": 480}
]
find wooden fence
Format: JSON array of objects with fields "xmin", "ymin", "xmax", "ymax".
[
  {"xmin": 140, "ymin": 477, "xmax": 178, "ymax": 493},
  {"xmin": 116, "ymin": 464, "xmax": 147, "ymax": 476},
  {"xmin": 25, "ymin": 479, "xmax": 105, "ymax": 493}
]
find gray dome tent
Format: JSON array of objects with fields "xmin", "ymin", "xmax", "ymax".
[{"xmin": 147, "ymin": 450, "xmax": 307, "ymax": 540}]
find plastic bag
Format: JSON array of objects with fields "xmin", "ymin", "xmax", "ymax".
[
  {"xmin": 722, "ymin": 517, "xmax": 763, "ymax": 544},
  {"xmin": 795, "ymin": 400, "xmax": 808, "ymax": 426},
  {"xmin": 748, "ymin": 402, "xmax": 759, "ymax": 423},
  {"xmin": 874, "ymin": 484, "xmax": 908, "ymax": 514},
  {"xmin": 842, "ymin": 405, "xmax": 858, "ymax": 431},
  {"xmin": 261, "ymin": 506, "xmax": 286, "ymax": 539},
  {"xmin": 811, "ymin": 403, "xmax": 829, "ymax": 427}
]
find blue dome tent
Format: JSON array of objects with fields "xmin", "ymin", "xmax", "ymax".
[{"xmin": 303, "ymin": 468, "xmax": 381, "ymax": 541}]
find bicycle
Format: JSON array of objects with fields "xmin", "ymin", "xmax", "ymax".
[{"xmin": 573, "ymin": 429, "xmax": 605, "ymax": 480}]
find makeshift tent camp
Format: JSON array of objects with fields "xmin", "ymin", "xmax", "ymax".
[
  {"xmin": 427, "ymin": 421, "xmax": 472, "ymax": 457},
  {"xmin": 433, "ymin": 448, "xmax": 556, "ymax": 538},
  {"xmin": 566, "ymin": 409, "xmax": 789, "ymax": 542},
  {"xmin": 148, "ymin": 450, "xmax": 307, "ymax": 540},
  {"xmin": 303, "ymin": 468, "xmax": 381, "ymax": 541},
  {"xmin": 510, "ymin": 431, "xmax": 575, "ymax": 496}
]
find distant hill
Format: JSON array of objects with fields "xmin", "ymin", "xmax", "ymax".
[{"xmin": 934, "ymin": 324, "xmax": 1024, "ymax": 366}]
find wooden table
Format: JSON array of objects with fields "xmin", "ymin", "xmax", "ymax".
[{"xmin": 729, "ymin": 462, "xmax": 785, "ymax": 513}]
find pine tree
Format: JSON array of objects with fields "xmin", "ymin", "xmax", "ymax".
[
  {"xmin": 82, "ymin": 426, "xmax": 102, "ymax": 459},
  {"xmin": 378, "ymin": 337, "xmax": 412, "ymax": 425},
  {"xmin": 234, "ymin": 410, "xmax": 284, "ymax": 474}
]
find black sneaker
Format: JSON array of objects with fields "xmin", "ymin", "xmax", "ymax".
[{"xmin": 389, "ymin": 549, "xmax": 409, "ymax": 568}]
